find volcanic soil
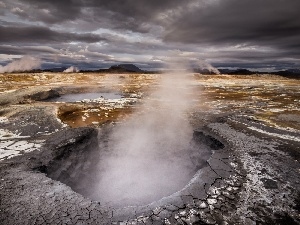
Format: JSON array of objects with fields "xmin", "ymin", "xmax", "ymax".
[{"xmin": 0, "ymin": 72, "xmax": 299, "ymax": 224}]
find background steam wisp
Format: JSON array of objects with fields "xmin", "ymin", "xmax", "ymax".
[{"xmin": 0, "ymin": 56, "xmax": 41, "ymax": 73}]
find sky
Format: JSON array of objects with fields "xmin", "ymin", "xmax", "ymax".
[{"xmin": 0, "ymin": 0, "xmax": 300, "ymax": 71}]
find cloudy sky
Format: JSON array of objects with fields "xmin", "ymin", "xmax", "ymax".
[{"xmin": 0, "ymin": 0, "xmax": 300, "ymax": 71}]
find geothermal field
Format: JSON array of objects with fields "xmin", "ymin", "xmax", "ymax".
[{"xmin": 0, "ymin": 71, "xmax": 299, "ymax": 224}]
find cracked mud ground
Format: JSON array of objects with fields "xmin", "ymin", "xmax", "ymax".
[{"xmin": 0, "ymin": 73, "xmax": 299, "ymax": 225}]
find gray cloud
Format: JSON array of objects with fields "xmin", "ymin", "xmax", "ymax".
[
  {"xmin": 4, "ymin": 0, "xmax": 186, "ymax": 32},
  {"xmin": 0, "ymin": 45, "xmax": 59, "ymax": 56},
  {"xmin": 0, "ymin": 25, "xmax": 107, "ymax": 44},
  {"xmin": 6, "ymin": 0, "xmax": 81, "ymax": 24},
  {"xmin": 164, "ymin": 0, "xmax": 300, "ymax": 50},
  {"xmin": 0, "ymin": 0, "xmax": 299, "ymax": 71}
]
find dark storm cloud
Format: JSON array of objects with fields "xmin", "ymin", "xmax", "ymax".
[
  {"xmin": 7, "ymin": 0, "xmax": 81, "ymax": 24},
  {"xmin": 82, "ymin": 0, "xmax": 187, "ymax": 32},
  {"xmin": 164, "ymin": 0, "xmax": 300, "ymax": 51},
  {"xmin": 0, "ymin": 45, "xmax": 59, "ymax": 55},
  {"xmin": 6, "ymin": 0, "xmax": 300, "ymax": 48},
  {"xmin": 6, "ymin": 0, "xmax": 187, "ymax": 32},
  {"xmin": 1, "ymin": 0, "xmax": 299, "ymax": 70},
  {"xmin": 0, "ymin": 25, "xmax": 107, "ymax": 43},
  {"xmin": 84, "ymin": 0, "xmax": 182, "ymax": 17}
]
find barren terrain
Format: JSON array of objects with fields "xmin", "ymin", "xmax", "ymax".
[{"xmin": 0, "ymin": 72, "xmax": 299, "ymax": 225}]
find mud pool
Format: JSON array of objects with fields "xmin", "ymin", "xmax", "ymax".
[{"xmin": 44, "ymin": 128, "xmax": 218, "ymax": 208}]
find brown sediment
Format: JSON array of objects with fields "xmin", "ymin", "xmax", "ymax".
[{"xmin": 57, "ymin": 104, "xmax": 135, "ymax": 128}]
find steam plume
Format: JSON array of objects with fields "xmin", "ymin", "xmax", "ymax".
[
  {"xmin": 63, "ymin": 66, "xmax": 79, "ymax": 73},
  {"xmin": 197, "ymin": 59, "xmax": 220, "ymax": 74},
  {"xmin": 88, "ymin": 59, "xmax": 206, "ymax": 207},
  {"xmin": 0, "ymin": 56, "xmax": 41, "ymax": 73},
  {"xmin": 154, "ymin": 55, "xmax": 220, "ymax": 74}
]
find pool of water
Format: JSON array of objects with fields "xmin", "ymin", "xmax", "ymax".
[{"xmin": 48, "ymin": 92, "xmax": 123, "ymax": 102}]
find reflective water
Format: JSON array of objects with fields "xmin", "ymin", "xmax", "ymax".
[{"xmin": 49, "ymin": 92, "xmax": 123, "ymax": 102}]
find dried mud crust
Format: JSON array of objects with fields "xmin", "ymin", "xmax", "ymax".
[
  {"xmin": 0, "ymin": 118, "xmax": 299, "ymax": 224},
  {"xmin": 208, "ymin": 116, "xmax": 300, "ymax": 225},
  {"xmin": 0, "ymin": 121, "xmax": 246, "ymax": 225}
]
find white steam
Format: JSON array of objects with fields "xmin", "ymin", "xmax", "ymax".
[
  {"xmin": 63, "ymin": 66, "xmax": 79, "ymax": 73},
  {"xmin": 152, "ymin": 55, "xmax": 220, "ymax": 74},
  {"xmin": 197, "ymin": 59, "xmax": 220, "ymax": 74},
  {"xmin": 0, "ymin": 56, "xmax": 41, "ymax": 73},
  {"xmin": 90, "ymin": 60, "xmax": 202, "ymax": 207}
]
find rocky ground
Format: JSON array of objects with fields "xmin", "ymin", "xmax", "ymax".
[{"xmin": 0, "ymin": 72, "xmax": 299, "ymax": 224}]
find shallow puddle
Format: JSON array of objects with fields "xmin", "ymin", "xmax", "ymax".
[{"xmin": 48, "ymin": 92, "xmax": 123, "ymax": 102}]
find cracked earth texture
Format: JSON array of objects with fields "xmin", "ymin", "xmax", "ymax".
[{"xmin": 0, "ymin": 73, "xmax": 299, "ymax": 225}]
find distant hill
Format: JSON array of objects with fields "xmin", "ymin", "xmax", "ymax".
[
  {"xmin": 230, "ymin": 69, "xmax": 254, "ymax": 75},
  {"xmin": 35, "ymin": 64, "xmax": 145, "ymax": 73},
  {"xmin": 43, "ymin": 67, "xmax": 67, "ymax": 72},
  {"xmin": 193, "ymin": 68, "xmax": 219, "ymax": 75},
  {"xmin": 109, "ymin": 64, "xmax": 143, "ymax": 72},
  {"xmin": 217, "ymin": 69, "xmax": 235, "ymax": 74},
  {"xmin": 218, "ymin": 68, "xmax": 300, "ymax": 78},
  {"xmin": 274, "ymin": 69, "xmax": 300, "ymax": 78},
  {"xmin": 3, "ymin": 64, "xmax": 300, "ymax": 78},
  {"xmin": 82, "ymin": 64, "xmax": 146, "ymax": 73},
  {"xmin": 218, "ymin": 69, "xmax": 255, "ymax": 75}
]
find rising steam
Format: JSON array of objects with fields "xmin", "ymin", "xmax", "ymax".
[
  {"xmin": 0, "ymin": 56, "xmax": 41, "ymax": 73},
  {"xmin": 154, "ymin": 54, "xmax": 220, "ymax": 74},
  {"xmin": 87, "ymin": 59, "xmax": 207, "ymax": 207},
  {"xmin": 197, "ymin": 59, "xmax": 220, "ymax": 74},
  {"xmin": 63, "ymin": 66, "xmax": 79, "ymax": 73}
]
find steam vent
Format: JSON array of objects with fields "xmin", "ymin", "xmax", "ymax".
[{"xmin": 0, "ymin": 73, "xmax": 300, "ymax": 225}]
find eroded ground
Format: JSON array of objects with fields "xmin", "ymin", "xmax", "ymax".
[{"xmin": 0, "ymin": 72, "xmax": 299, "ymax": 224}]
